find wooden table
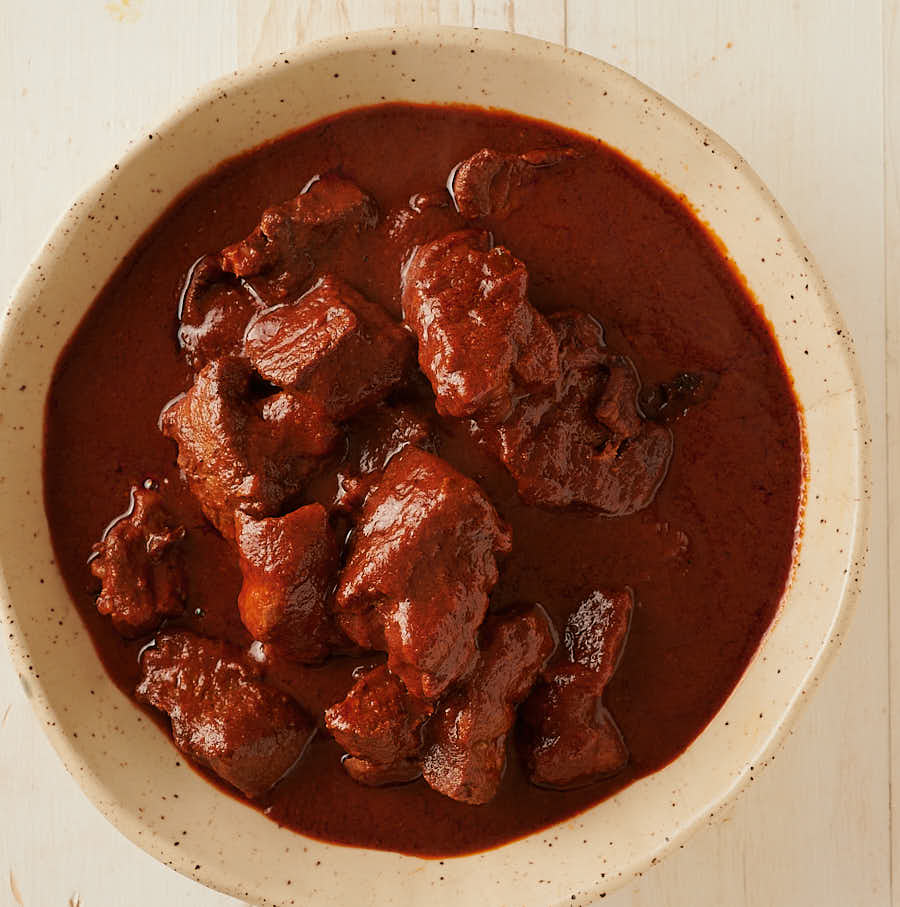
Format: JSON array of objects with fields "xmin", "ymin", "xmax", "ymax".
[{"xmin": 2, "ymin": 2, "xmax": 896, "ymax": 904}]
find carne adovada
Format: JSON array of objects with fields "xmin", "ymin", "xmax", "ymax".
[{"xmin": 45, "ymin": 103, "xmax": 803, "ymax": 856}]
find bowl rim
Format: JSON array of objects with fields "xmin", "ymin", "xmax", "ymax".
[{"xmin": 0, "ymin": 24, "xmax": 871, "ymax": 905}]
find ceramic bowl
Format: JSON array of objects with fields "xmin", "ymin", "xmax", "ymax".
[{"xmin": 0, "ymin": 26, "xmax": 869, "ymax": 906}]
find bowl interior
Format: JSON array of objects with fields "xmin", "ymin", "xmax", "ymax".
[{"xmin": 0, "ymin": 26, "xmax": 868, "ymax": 907}]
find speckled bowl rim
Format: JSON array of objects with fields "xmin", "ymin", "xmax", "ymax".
[{"xmin": 0, "ymin": 26, "xmax": 870, "ymax": 907}]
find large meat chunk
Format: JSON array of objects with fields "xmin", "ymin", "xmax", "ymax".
[
  {"xmin": 518, "ymin": 589, "xmax": 633, "ymax": 790},
  {"xmin": 90, "ymin": 485, "xmax": 186, "ymax": 637},
  {"xmin": 243, "ymin": 275, "xmax": 415, "ymax": 421},
  {"xmin": 450, "ymin": 147, "xmax": 580, "ymax": 219},
  {"xmin": 235, "ymin": 504, "xmax": 344, "ymax": 663},
  {"xmin": 335, "ymin": 447, "xmax": 512, "ymax": 700},
  {"xmin": 220, "ymin": 174, "xmax": 377, "ymax": 304},
  {"xmin": 402, "ymin": 230, "xmax": 559, "ymax": 419},
  {"xmin": 178, "ymin": 175, "xmax": 377, "ymax": 370},
  {"xmin": 422, "ymin": 607, "xmax": 556, "ymax": 804},
  {"xmin": 136, "ymin": 631, "xmax": 315, "ymax": 798},
  {"xmin": 160, "ymin": 357, "xmax": 339, "ymax": 539},
  {"xmin": 324, "ymin": 665, "xmax": 432, "ymax": 786},
  {"xmin": 473, "ymin": 311, "xmax": 673, "ymax": 514}
]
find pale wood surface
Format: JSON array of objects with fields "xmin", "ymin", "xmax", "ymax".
[{"xmin": 0, "ymin": 2, "xmax": 894, "ymax": 905}]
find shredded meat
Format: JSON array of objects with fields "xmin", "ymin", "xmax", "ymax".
[
  {"xmin": 335, "ymin": 447, "xmax": 512, "ymax": 700},
  {"xmin": 422, "ymin": 607, "xmax": 556, "ymax": 804},
  {"xmin": 90, "ymin": 485, "xmax": 185, "ymax": 637},
  {"xmin": 159, "ymin": 356, "xmax": 339, "ymax": 539},
  {"xmin": 136, "ymin": 631, "xmax": 315, "ymax": 798},
  {"xmin": 518, "ymin": 589, "xmax": 633, "ymax": 789}
]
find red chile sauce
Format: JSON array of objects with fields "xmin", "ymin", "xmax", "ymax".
[{"xmin": 43, "ymin": 103, "xmax": 803, "ymax": 857}]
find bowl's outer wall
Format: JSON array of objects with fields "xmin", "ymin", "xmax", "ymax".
[{"xmin": 0, "ymin": 27, "xmax": 869, "ymax": 907}]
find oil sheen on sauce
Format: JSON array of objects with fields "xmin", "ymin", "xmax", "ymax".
[{"xmin": 43, "ymin": 103, "xmax": 804, "ymax": 857}]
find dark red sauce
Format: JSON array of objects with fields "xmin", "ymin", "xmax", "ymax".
[{"xmin": 43, "ymin": 103, "xmax": 803, "ymax": 857}]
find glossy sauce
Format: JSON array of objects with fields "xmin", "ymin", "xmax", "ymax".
[{"xmin": 43, "ymin": 103, "xmax": 803, "ymax": 856}]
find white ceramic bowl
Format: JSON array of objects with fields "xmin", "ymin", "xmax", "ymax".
[{"xmin": 0, "ymin": 26, "xmax": 870, "ymax": 906}]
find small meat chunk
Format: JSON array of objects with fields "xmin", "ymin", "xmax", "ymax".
[
  {"xmin": 402, "ymin": 230, "xmax": 559, "ymax": 418},
  {"xmin": 640, "ymin": 370, "xmax": 720, "ymax": 424},
  {"xmin": 473, "ymin": 311, "xmax": 673, "ymax": 514},
  {"xmin": 354, "ymin": 403, "xmax": 434, "ymax": 475},
  {"xmin": 518, "ymin": 589, "xmax": 633, "ymax": 790},
  {"xmin": 517, "ymin": 665, "xmax": 628, "ymax": 790},
  {"xmin": 90, "ymin": 485, "xmax": 185, "ymax": 637},
  {"xmin": 235, "ymin": 504, "xmax": 343, "ymax": 663},
  {"xmin": 564, "ymin": 588, "xmax": 633, "ymax": 687},
  {"xmin": 450, "ymin": 147, "xmax": 580, "ymax": 219},
  {"xmin": 220, "ymin": 174, "xmax": 377, "ymax": 305},
  {"xmin": 422, "ymin": 607, "xmax": 556, "ymax": 804},
  {"xmin": 160, "ymin": 357, "xmax": 339, "ymax": 539},
  {"xmin": 177, "ymin": 256, "xmax": 266, "ymax": 371},
  {"xmin": 136, "ymin": 631, "xmax": 315, "ymax": 798},
  {"xmin": 243, "ymin": 275, "xmax": 415, "ymax": 420},
  {"xmin": 324, "ymin": 665, "xmax": 432, "ymax": 786},
  {"xmin": 335, "ymin": 447, "xmax": 512, "ymax": 700},
  {"xmin": 333, "ymin": 402, "xmax": 434, "ymax": 513},
  {"xmin": 358, "ymin": 191, "xmax": 466, "ymax": 312}
]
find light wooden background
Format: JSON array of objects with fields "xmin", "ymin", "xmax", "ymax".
[{"xmin": 1, "ymin": 2, "xmax": 896, "ymax": 905}]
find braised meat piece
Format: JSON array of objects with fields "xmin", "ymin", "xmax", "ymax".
[
  {"xmin": 136, "ymin": 631, "xmax": 315, "ymax": 798},
  {"xmin": 90, "ymin": 485, "xmax": 186, "ymax": 637},
  {"xmin": 235, "ymin": 504, "xmax": 344, "ymax": 663},
  {"xmin": 177, "ymin": 176, "xmax": 376, "ymax": 370},
  {"xmin": 335, "ymin": 447, "xmax": 512, "ymax": 700},
  {"xmin": 177, "ymin": 256, "xmax": 266, "ymax": 371},
  {"xmin": 325, "ymin": 665, "xmax": 432, "ymax": 786},
  {"xmin": 422, "ymin": 607, "xmax": 556, "ymax": 805},
  {"xmin": 334, "ymin": 402, "xmax": 434, "ymax": 512},
  {"xmin": 386, "ymin": 192, "xmax": 461, "ymax": 247},
  {"xmin": 519, "ymin": 589, "xmax": 633, "ymax": 790},
  {"xmin": 370, "ymin": 192, "xmax": 464, "ymax": 303},
  {"xmin": 518, "ymin": 665, "xmax": 628, "ymax": 790},
  {"xmin": 219, "ymin": 174, "xmax": 378, "ymax": 305},
  {"xmin": 402, "ymin": 230, "xmax": 559, "ymax": 419},
  {"xmin": 243, "ymin": 275, "xmax": 415, "ymax": 421},
  {"xmin": 564, "ymin": 588, "xmax": 633, "ymax": 685},
  {"xmin": 450, "ymin": 147, "xmax": 580, "ymax": 219},
  {"xmin": 353, "ymin": 403, "xmax": 434, "ymax": 475},
  {"xmin": 159, "ymin": 356, "xmax": 339, "ymax": 539},
  {"xmin": 473, "ymin": 311, "xmax": 673, "ymax": 514}
]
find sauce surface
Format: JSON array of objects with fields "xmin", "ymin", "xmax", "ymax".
[{"xmin": 43, "ymin": 103, "xmax": 803, "ymax": 857}]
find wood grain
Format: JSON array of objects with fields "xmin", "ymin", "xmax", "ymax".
[
  {"xmin": 886, "ymin": 0, "xmax": 900, "ymax": 895},
  {"xmin": 0, "ymin": 2, "xmax": 893, "ymax": 905}
]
